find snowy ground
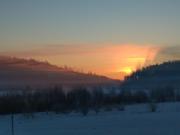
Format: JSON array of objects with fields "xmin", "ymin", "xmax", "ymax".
[{"xmin": 1, "ymin": 102, "xmax": 180, "ymax": 135}]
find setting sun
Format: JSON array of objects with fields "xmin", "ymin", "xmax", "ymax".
[{"xmin": 120, "ymin": 67, "xmax": 133, "ymax": 75}]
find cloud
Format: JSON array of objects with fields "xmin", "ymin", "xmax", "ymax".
[
  {"xmin": 0, "ymin": 44, "xmax": 101, "ymax": 57},
  {"xmin": 154, "ymin": 45, "xmax": 180, "ymax": 63}
]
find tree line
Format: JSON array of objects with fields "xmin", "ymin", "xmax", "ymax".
[{"xmin": 0, "ymin": 86, "xmax": 179, "ymax": 115}]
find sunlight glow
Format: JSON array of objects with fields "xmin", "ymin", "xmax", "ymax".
[
  {"xmin": 120, "ymin": 67, "xmax": 133, "ymax": 75},
  {"xmin": 10, "ymin": 44, "xmax": 160, "ymax": 80}
]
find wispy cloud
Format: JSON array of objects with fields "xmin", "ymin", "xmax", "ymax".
[
  {"xmin": 1, "ymin": 44, "xmax": 100, "ymax": 57},
  {"xmin": 154, "ymin": 45, "xmax": 180, "ymax": 63}
]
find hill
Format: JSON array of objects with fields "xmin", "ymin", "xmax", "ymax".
[
  {"xmin": 0, "ymin": 56, "xmax": 118, "ymax": 90},
  {"xmin": 121, "ymin": 61, "xmax": 180, "ymax": 90}
]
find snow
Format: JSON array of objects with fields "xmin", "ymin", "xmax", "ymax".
[{"xmin": 1, "ymin": 102, "xmax": 180, "ymax": 135}]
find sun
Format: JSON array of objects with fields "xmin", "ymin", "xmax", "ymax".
[{"xmin": 120, "ymin": 67, "xmax": 133, "ymax": 75}]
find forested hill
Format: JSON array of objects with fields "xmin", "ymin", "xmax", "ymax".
[
  {"xmin": 0, "ymin": 56, "xmax": 118, "ymax": 90},
  {"xmin": 121, "ymin": 61, "xmax": 180, "ymax": 90}
]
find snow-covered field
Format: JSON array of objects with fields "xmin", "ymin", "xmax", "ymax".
[{"xmin": 1, "ymin": 102, "xmax": 180, "ymax": 135}]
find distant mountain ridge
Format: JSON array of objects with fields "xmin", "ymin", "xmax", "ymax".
[
  {"xmin": 121, "ymin": 61, "xmax": 180, "ymax": 90},
  {"xmin": 0, "ymin": 56, "xmax": 118, "ymax": 90},
  {"xmin": 0, "ymin": 56, "xmax": 65, "ymax": 71}
]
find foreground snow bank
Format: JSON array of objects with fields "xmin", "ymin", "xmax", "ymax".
[{"xmin": 1, "ymin": 102, "xmax": 180, "ymax": 135}]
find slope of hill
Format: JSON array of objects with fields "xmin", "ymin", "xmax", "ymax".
[
  {"xmin": 121, "ymin": 61, "xmax": 180, "ymax": 90},
  {"xmin": 0, "ymin": 56, "xmax": 118, "ymax": 90}
]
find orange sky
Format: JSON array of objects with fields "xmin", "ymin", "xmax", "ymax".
[
  {"xmin": 29, "ymin": 44, "xmax": 160, "ymax": 80},
  {"xmin": 3, "ymin": 44, "xmax": 160, "ymax": 80}
]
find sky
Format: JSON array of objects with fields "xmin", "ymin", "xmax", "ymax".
[{"xmin": 0, "ymin": 0, "xmax": 180, "ymax": 79}]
